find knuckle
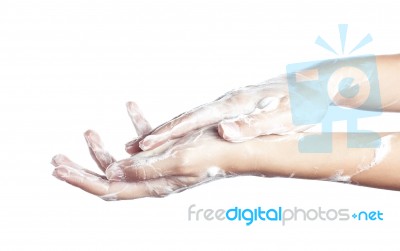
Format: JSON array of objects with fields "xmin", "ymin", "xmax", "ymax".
[{"xmin": 226, "ymin": 90, "xmax": 249, "ymax": 104}]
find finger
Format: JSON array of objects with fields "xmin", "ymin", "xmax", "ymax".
[
  {"xmin": 124, "ymin": 102, "xmax": 151, "ymax": 155},
  {"xmin": 53, "ymin": 165, "xmax": 114, "ymax": 198},
  {"xmin": 84, "ymin": 130, "xmax": 115, "ymax": 173},
  {"xmin": 51, "ymin": 154, "xmax": 80, "ymax": 168},
  {"xmin": 126, "ymin": 101, "xmax": 152, "ymax": 136},
  {"xmin": 125, "ymin": 136, "xmax": 144, "ymax": 155},
  {"xmin": 53, "ymin": 165, "xmax": 193, "ymax": 200},
  {"xmin": 125, "ymin": 133, "xmax": 176, "ymax": 155},
  {"xmin": 138, "ymin": 79, "xmax": 290, "ymax": 151},
  {"xmin": 51, "ymin": 154, "xmax": 106, "ymax": 178},
  {"xmin": 218, "ymin": 109, "xmax": 294, "ymax": 142},
  {"xmin": 138, "ymin": 102, "xmax": 232, "ymax": 151},
  {"xmin": 105, "ymin": 153, "xmax": 182, "ymax": 182}
]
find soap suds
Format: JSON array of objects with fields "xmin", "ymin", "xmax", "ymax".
[{"xmin": 328, "ymin": 169, "xmax": 352, "ymax": 183}]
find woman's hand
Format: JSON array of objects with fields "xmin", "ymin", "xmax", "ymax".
[
  {"xmin": 52, "ymin": 127, "xmax": 244, "ymax": 200},
  {"xmin": 51, "ymin": 103, "xmax": 244, "ymax": 201},
  {"xmin": 126, "ymin": 76, "xmax": 316, "ymax": 154},
  {"xmin": 51, "ymin": 101, "xmax": 400, "ymax": 200}
]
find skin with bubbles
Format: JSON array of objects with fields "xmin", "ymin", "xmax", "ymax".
[
  {"xmin": 125, "ymin": 76, "xmax": 319, "ymax": 154},
  {"xmin": 51, "ymin": 77, "xmax": 319, "ymax": 201},
  {"xmin": 52, "ymin": 101, "xmax": 400, "ymax": 200},
  {"xmin": 52, "ymin": 103, "xmax": 236, "ymax": 200},
  {"xmin": 52, "ymin": 54, "xmax": 400, "ymax": 200}
]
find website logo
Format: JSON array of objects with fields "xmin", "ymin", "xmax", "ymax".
[
  {"xmin": 188, "ymin": 204, "xmax": 384, "ymax": 226},
  {"xmin": 286, "ymin": 24, "xmax": 382, "ymax": 152}
]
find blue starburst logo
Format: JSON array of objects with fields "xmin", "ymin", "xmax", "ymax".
[
  {"xmin": 286, "ymin": 24, "xmax": 382, "ymax": 153},
  {"xmin": 316, "ymin": 24, "xmax": 373, "ymax": 55}
]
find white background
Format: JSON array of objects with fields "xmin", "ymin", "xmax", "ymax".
[{"xmin": 1, "ymin": 0, "xmax": 400, "ymax": 250}]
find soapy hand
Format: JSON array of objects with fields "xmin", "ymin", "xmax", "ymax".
[
  {"xmin": 52, "ymin": 54, "xmax": 400, "ymax": 199},
  {"xmin": 126, "ymin": 76, "xmax": 314, "ymax": 154},
  {"xmin": 51, "ymin": 98, "xmax": 400, "ymax": 200},
  {"xmin": 52, "ymin": 103, "xmax": 237, "ymax": 200}
]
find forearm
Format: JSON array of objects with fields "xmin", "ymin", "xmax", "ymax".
[
  {"xmin": 332, "ymin": 54, "xmax": 400, "ymax": 111},
  {"xmin": 376, "ymin": 54, "xmax": 400, "ymax": 111},
  {"xmin": 229, "ymin": 132, "xmax": 400, "ymax": 190}
]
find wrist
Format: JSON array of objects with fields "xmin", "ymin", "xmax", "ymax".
[
  {"xmin": 228, "ymin": 134, "xmax": 307, "ymax": 178},
  {"xmin": 223, "ymin": 137, "xmax": 278, "ymax": 177}
]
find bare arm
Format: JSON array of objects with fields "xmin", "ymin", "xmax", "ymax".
[
  {"xmin": 231, "ymin": 132, "xmax": 400, "ymax": 191},
  {"xmin": 329, "ymin": 54, "xmax": 400, "ymax": 111},
  {"xmin": 374, "ymin": 54, "xmax": 400, "ymax": 111},
  {"xmin": 52, "ymin": 130, "xmax": 400, "ymax": 200}
]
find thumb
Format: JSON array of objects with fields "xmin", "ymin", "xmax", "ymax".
[
  {"xmin": 218, "ymin": 110, "xmax": 294, "ymax": 142},
  {"xmin": 218, "ymin": 116, "xmax": 263, "ymax": 143}
]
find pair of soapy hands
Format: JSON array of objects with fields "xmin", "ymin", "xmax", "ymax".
[{"xmin": 52, "ymin": 77, "xmax": 323, "ymax": 200}]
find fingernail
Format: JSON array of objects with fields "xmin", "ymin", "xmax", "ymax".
[
  {"xmin": 53, "ymin": 167, "xmax": 69, "ymax": 180},
  {"xmin": 139, "ymin": 138, "xmax": 150, "ymax": 151},
  {"xmin": 51, "ymin": 154, "xmax": 68, "ymax": 166},
  {"xmin": 125, "ymin": 137, "xmax": 139, "ymax": 147},
  {"xmin": 84, "ymin": 130, "xmax": 102, "ymax": 149},
  {"xmin": 126, "ymin": 101, "xmax": 138, "ymax": 113},
  {"xmin": 51, "ymin": 154, "xmax": 61, "ymax": 166},
  {"xmin": 105, "ymin": 164, "xmax": 125, "ymax": 181},
  {"xmin": 125, "ymin": 144, "xmax": 133, "ymax": 152},
  {"xmin": 219, "ymin": 121, "xmax": 241, "ymax": 141},
  {"xmin": 125, "ymin": 143, "xmax": 140, "ymax": 154}
]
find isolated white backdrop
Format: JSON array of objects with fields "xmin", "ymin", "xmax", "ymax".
[{"xmin": 1, "ymin": 0, "xmax": 400, "ymax": 250}]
